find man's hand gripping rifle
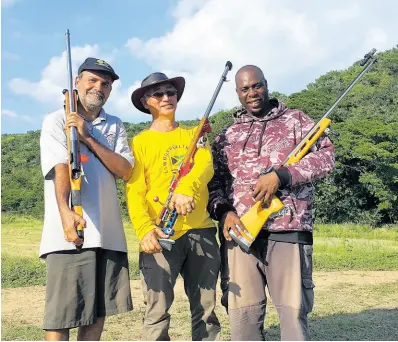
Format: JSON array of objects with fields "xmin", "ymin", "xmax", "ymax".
[
  {"xmin": 62, "ymin": 29, "xmax": 88, "ymax": 250},
  {"xmin": 154, "ymin": 61, "xmax": 233, "ymax": 251},
  {"xmin": 231, "ymin": 49, "xmax": 378, "ymax": 252}
]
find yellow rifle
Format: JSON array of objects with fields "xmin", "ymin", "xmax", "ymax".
[{"xmin": 230, "ymin": 49, "xmax": 378, "ymax": 252}]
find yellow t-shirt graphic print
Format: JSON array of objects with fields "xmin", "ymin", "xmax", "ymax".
[
  {"xmin": 126, "ymin": 126, "xmax": 215, "ymax": 241},
  {"xmin": 162, "ymin": 145, "xmax": 186, "ymax": 175},
  {"xmin": 170, "ymin": 155, "xmax": 183, "ymax": 172}
]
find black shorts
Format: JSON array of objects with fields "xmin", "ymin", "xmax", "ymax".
[{"xmin": 43, "ymin": 248, "xmax": 133, "ymax": 330}]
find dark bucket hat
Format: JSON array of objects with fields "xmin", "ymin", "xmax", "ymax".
[
  {"xmin": 78, "ymin": 57, "xmax": 119, "ymax": 81},
  {"xmin": 131, "ymin": 72, "xmax": 185, "ymax": 114}
]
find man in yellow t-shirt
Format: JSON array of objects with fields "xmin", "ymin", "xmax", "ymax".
[{"xmin": 126, "ymin": 72, "xmax": 221, "ymax": 340}]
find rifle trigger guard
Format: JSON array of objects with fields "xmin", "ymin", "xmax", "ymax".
[{"xmin": 197, "ymin": 136, "xmax": 207, "ymax": 148}]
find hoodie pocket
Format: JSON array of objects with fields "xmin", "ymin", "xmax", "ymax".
[{"xmin": 285, "ymin": 194, "xmax": 311, "ymax": 229}]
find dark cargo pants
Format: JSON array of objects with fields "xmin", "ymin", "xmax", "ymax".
[
  {"xmin": 221, "ymin": 237, "xmax": 315, "ymax": 341},
  {"xmin": 139, "ymin": 228, "xmax": 221, "ymax": 341}
]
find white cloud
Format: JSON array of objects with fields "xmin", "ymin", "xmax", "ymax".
[
  {"xmin": 125, "ymin": 0, "xmax": 398, "ymax": 120},
  {"xmin": 6, "ymin": 42, "xmax": 146, "ymax": 122},
  {"xmin": 327, "ymin": 3, "xmax": 360, "ymax": 23},
  {"xmin": 9, "ymin": 44, "xmax": 101, "ymax": 105},
  {"xmin": 365, "ymin": 28, "xmax": 389, "ymax": 50},
  {"xmin": 6, "ymin": 0, "xmax": 398, "ymax": 127},
  {"xmin": 1, "ymin": 109, "xmax": 34, "ymax": 123},
  {"xmin": 2, "ymin": 109, "xmax": 18, "ymax": 118},
  {"xmin": 172, "ymin": 0, "xmax": 211, "ymax": 18},
  {"xmin": 105, "ymin": 80, "xmax": 151, "ymax": 122},
  {"xmin": 125, "ymin": 37, "xmax": 142, "ymax": 52}
]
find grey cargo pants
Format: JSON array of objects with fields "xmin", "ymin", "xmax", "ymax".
[
  {"xmin": 139, "ymin": 228, "xmax": 221, "ymax": 341},
  {"xmin": 221, "ymin": 237, "xmax": 315, "ymax": 341}
]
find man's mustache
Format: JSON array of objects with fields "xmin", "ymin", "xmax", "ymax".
[{"xmin": 87, "ymin": 91, "xmax": 105, "ymax": 99}]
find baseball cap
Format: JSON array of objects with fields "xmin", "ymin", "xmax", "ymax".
[{"xmin": 77, "ymin": 57, "xmax": 119, "ymax": 81}]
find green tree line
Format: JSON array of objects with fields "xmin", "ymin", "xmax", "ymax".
[{"xmin": 2, "ymin": 47, "xmax": 398, "ymax": 225}]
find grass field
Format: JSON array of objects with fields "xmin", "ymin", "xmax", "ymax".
[{"xmin": 1, "ymin": 216, "xmax": 398, "ymax": 340}]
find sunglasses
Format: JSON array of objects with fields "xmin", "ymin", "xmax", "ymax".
[{"xmin": 147, "ymin": 89, "xmax": 178, "ymax": 99}]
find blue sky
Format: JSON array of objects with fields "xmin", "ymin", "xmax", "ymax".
[{"xmin": 2, "ymin": 0, "xmax": 398, "ymax": 134}]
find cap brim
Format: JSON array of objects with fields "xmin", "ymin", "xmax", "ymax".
[
  {"xmin": 80, "ymin": 66, "xmax": 119, "ymax": 81},
  {"xmin": 131, "ymin": 76, "xmax": 185, "ymax": 114}
]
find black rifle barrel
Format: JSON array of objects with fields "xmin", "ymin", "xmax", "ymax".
[
  {"xmin": 65, "ymin": 29, "xmax": 81, "ymax": 179},
  {"xmin": 319, "ymin": 48, "xmax": 378, "ymax": 122},
  {"xmin": 281, "ymin": 49, "xmax": 378, "ymax": 166},
  {"xmin": 360, "ymin": 48, "xmax": 377, "ymax": 66},
  {"xmin": 203, "ymin": 61, "xmax": 233, "ymax": 119}
]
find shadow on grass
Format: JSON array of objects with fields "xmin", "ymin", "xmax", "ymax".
[
  {"xmin": 2, "ymin": 309, "xmax": 397, "ymax": 341},
  {"xmin": 266, "ymin": 308, "xmax": 398, "ymax": 341}
]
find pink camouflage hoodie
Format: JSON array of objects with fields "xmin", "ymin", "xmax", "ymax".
[{"xmin": 207, "ymin": 99, "xmax": 335, "ymax": 234}]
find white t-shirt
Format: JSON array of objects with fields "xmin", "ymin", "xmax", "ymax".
[{"xmin": 39, "ymin": 108, "xmax": 134, "ymax": 257}]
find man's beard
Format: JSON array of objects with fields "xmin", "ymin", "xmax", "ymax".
[{"xmin": 81, "ymin": 91, "xmax": 105, "ymax": 112}]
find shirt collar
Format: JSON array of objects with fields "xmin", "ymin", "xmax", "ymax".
[{"xmin": 91, "ymin": 108, "xmax": 107, "ymax": 125}]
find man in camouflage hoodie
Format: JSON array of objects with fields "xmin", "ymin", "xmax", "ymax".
[{"xmin": 207, "ymin": 65, "xmax": 335, "ymax": 340}]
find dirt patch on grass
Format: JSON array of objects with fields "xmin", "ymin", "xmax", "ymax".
[
  {"xmin": 314, "ymin": 270, "xmax": 398, "ymax": 287},
  {"xmin": 2, "ymin": 271, "xmax": 398, "ymax": 341}
]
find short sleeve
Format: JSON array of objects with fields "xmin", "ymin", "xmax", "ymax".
[
  {"xmin": 115, "ymin": 120, "xmax": 135, "ymax": 167},
  {"xmin": 40, "ymin": 110, "xmax": 68, "ymax": 180}
]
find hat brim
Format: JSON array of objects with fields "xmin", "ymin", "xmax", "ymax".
[{"xmin": 131, "ymin": 76, "xmax": 185, "ymax": 114}]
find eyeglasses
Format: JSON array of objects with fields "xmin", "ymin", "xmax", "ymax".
[{"xmin": 147, "ymin": 90, "xmax": 178, "ymax": 99}]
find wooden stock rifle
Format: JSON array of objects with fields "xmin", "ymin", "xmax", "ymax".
[
  {"xmin": 154, "ymin": 61, "xmax": 233, "ymax": 251},
  {"xmin": 63, "ymin": 29, "xmax": 88, "ymax": 250}
]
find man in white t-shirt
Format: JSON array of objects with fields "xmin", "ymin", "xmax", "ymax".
[{"xmin": 39, "ymin": 57, "xmax": 134, "ymax": 341}]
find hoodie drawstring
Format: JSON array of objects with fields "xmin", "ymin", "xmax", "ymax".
[
  {"xmin": 258, "ymin": 121, "xmax": 268, "ymax": 156},
  {"xmin": 242, "ymin": 120, "xmax": 255, "ymax": 152}
]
